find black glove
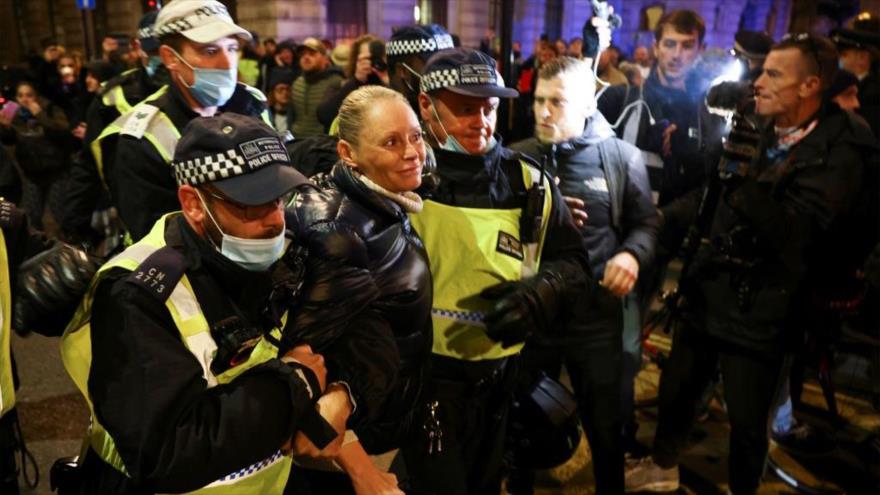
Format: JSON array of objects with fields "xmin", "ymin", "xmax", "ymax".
[
  {"xmin": 13, "ymin": 243, "xmax": 102, "ymax": 336},
  {"xmin": 480, "ymin": 271, "xmax": 564, "ymax": 348}
]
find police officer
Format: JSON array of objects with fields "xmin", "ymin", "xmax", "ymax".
[
  {"xmin": 386, "ymin": 24, "xmax": 455, "ymax": 114},
  {"xmin": 93, "ymin": 0, "xmax": 270, "ymax": 241},
  {"xmin": 510, "ymin": 56, "xmax": 658, "ymax": 494},
  {"xmin": 401, "ymin": 48, "xmax": 590, "ymax": 494},
  {"xmin": 62, "ymin": 11, "xmax": 170, "ymax": 245},
  {"xmin": 832, "ymin": 17, "xmax": 880, "ymax": 134},
  {"xmin": 0, "ymin": 198, "xmax": 101, "ymax": 493},
  {"xmin": 62, "ymin": 114, "xmax": 349, "ymax": 494},
  {"xmin": 625, "ymin": 35, "xmax": 877, "ymax": 494}
]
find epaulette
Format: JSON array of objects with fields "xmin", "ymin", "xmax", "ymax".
[
  {"xmin": 124, "ymin": 246, "xmax": 186, "ymax": 303},
  {"xmin": 120, "ymin": 103, "xmax": 161, "ymax": 139},
  {"xmin": 242, "ymin": 83, "xmax": 267, "ymax": 103},
  {"xmin": 98, "ymin": 68, "xmax": 139, "ymax": 98}
]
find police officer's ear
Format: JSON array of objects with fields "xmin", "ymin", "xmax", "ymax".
[
  {"xmin": 178, "ymin": 185, "xmax": 209, "ymax": 235},
  {"xmin": 159, "ymin": 44, "xmax": 186, "ymax": 75},
  {"xmin": 418, "ymin": 92, "xmax": 435, "ymax": 123},
  {"xmin": 337, "ymin": 139, "xmax": 358, "ymax": 169}
]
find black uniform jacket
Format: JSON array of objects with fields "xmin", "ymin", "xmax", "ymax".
[
  {"xmin": 286, "ymin": 163, "xmax": 433, "ymax": 453},
  {"xmin": 680, "ymin": 106, "xmax": 878, "ymax": 354},
  {"xmin": 422, "ymin": 139, "xmax": 592, "ymax": 353},
  {"xmin": 84, "ymin": 214, "xmax": 315, "ymax": 494},
  {"xmin": 102, "ymin": 82, "xmax": 266, "ymax": 241}
]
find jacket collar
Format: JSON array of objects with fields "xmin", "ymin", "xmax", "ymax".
[{"xmin": 331, "ymin": 162, "xmax": 405, "ymax": 219}]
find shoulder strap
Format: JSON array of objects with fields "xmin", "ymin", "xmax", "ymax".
[{"xmin": 598, "ymin": 138, "xmax": 627, "ymax": 234}]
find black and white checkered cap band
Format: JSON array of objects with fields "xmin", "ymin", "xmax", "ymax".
[
  {"xmin": 138, "ymin": 26, "xmax": 155, "ymax": 41},
  {"xmin": 421, "ymin": 68, "xmax": 459, "ymax": 93},
  {"xmin": 154, "ymin": 16, "xmax": 196, "ymax": 37},
  {"xmin": 387, "ymin": 34, "xmax": 454, "ymax": 56},
  {"xmin": 172, "ymin": 149, "xmax": 249, "ymax": 186}
]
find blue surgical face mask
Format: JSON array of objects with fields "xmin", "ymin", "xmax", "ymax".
[
  {"xmin": 197, "ymin": 192, "xmax": 287, "ymax": 271},
  {"xmin": 145, "ymin": 55, "xmax": 163, "ymax": 77},
  {"xmin": 171, "ymin": 49, "xmax": 237, "ymax": 107}
]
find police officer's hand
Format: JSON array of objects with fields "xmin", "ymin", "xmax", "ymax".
[
  {"xmin": 564, "ymin": 196, "xmax": 588, "ymax": 227},
  {"xmin": 480, "ymin": 271, "xmax": 563, "ymax": 347},
  {"xmin": 283, "ymin": 344, "xmax": 327, "ymax": 393},
  {"xmin": 292, "ymin": 384, "xmax": 352, "ymax": 458},
  {"xmin": 601, "ymin": 251, "xmax": 639, "ymax": 297},
  {"xmin": 662, "ymin": 123, "xmax": 678, "ymax": 158}
]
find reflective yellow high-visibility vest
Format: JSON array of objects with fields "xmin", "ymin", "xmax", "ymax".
[
  {"xmin": 0, "ymin": 229, "xmax": 14, "ymax": 419},
  {"xmin": 61, "ymin": 214, "xmax": 292, "ymax": 494},
  {"xmin": 408, "ymin": 161, "xmax": 553, "ymax": 361}
]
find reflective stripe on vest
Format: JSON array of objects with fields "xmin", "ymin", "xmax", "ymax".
[
  {"xmin": 0, "ymin": 230, "xmax": 14, "ymax": 418},
  {"xmin": 91, "ymin": 85, "xmax": 179, "ymax": 185},
  {"xmin": 60, "ymin": 214, "xmax": 291, "ymax": 493},
  {"xmin": 408, "ymin": 161, "xmax": 553, "ymax": 361},
  {"xmin": 102, "ymin": 85, "xmax": 133, "ymax": 115}
]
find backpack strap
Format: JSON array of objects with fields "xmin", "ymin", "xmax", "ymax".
[{"xmin": 597, "ymin": 138, "xmax": 627, "ymax": 235}]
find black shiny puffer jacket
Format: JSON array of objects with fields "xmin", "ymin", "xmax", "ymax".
[{"xmin": 286, "ymin": 163, "xmax": 433, "ymax": 454}]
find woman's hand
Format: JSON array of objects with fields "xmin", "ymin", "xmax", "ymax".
[{"xmin": 337, "ymin": 440, "xmax": 404, "ymax": 495}]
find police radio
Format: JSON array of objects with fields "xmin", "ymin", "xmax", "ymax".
[{"xmin": 521, "ymin": 150, "xmax": 549, "ymax": 246}]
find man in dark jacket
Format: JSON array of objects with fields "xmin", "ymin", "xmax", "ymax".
[
  {"xmin": 626, "ymin": 35, "xmax": 877, "ymax": 495},
  {"xmin": 92, "ymin": 0, "xmax": 270, "ymax": 241},
  {"xmin": 401, "ymin": 47, "xmax": 591, "ymax": 495},
  {"xmin": 510, "ymin": 56, "xmax": 658, "ymax": 494},
  {"xmin": 598, "ymin": 10, "xmax": 724, "ymax": 207},
  {"xmin": 291, "ymin": 37, "xmax": 343, "ymax": 137}
]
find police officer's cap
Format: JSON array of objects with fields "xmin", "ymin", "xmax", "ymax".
[
  {"xmin": 138, "ymin": 12, "xmax": 160, "ymax": 53},
  {"xmin": 387, "ymin": 24, "xmax": 454, "ymax": 58},
  {"xmin": 172, "ymin": 114, "xmax": 308, "ymax": 205},
  {"xmin": 832, "ymin": 27, "xmax": 880, "ymax": 51},
  {"xmin": 421, "ymin": 47, "xmax": 518, "ymax": 99},
  {"xmin": 153, "ymin": 0, "xmax": 251, "ymax": 44},
  {"xmin": 733, "ymin": 31, "xmax": 773, "ymax": 60}
]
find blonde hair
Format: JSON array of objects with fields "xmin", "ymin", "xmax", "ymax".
[{"xmin": 337, "ymin": 85, "xmax": 409, "ymax": 146}]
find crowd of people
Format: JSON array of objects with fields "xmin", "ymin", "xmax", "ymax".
[{"xmin": 0, "ymin": 0, "xmax": 879, "ymax": 494}]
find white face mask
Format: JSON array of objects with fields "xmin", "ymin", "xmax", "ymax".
[{"xmin": 197, "ymin": 191, "xmax": 287, "ymax": 271}]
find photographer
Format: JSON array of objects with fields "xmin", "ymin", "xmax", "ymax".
[
  {"xmin": 317, "ymin": 35, "xmax": 389, "ymax": 131},
  {"xmin": 626, "ymin": 35, "xmax": 878, "ymax": 494}
]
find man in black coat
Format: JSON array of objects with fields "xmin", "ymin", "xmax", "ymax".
[
  {"xmin": 510, "ymin": 56, "xmax": 658, "ymax": 494},
  {"xmin": 626, "ymin": 35, "xmax": 878, "ymax": 495}
]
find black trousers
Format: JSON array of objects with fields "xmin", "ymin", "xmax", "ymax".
[
  {"xmin": 400, "ymin": 356, "xmax": 513, "ymax": 495},
  {"xmin": 652, "ymin": 326, "xmax": 785, "ymax": 495},
  {"xmin": 507, "ymin": 332, "xmax": 624, "ymax": 495}
]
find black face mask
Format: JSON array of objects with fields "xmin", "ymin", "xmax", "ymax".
[{"xmin": 514, "ymin": 50, "xmax": 522, "ymax": 59}]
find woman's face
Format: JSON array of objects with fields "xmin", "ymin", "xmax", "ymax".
[
  {"xmin": 349, "ymin": 99, "xmax": 425, "ymax": 193},
  {"xmin": 15, "ymin": 85, "xmax": 36, "ymax": 107}
]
